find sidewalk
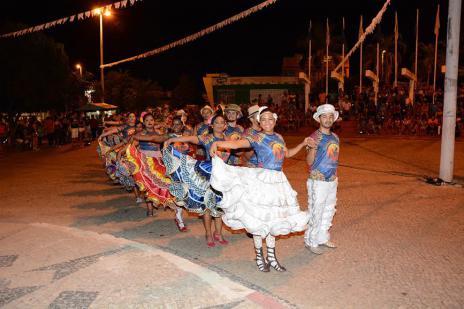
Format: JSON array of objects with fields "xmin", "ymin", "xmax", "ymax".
[{"xmin": 0, "ymin": 222, "xmax": 288, "ymax": 308}]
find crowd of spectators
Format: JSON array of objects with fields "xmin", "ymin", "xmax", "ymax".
[
  {"xmin": 0, "ymin": 112, "xmax": 104, "ymax": 151},
  {"xmin": 351, "ymin": 85, "xmax": 464, "ymax": 137},
  {"xmin": 1, "ymin": 84, "xmax": 463, "ymax": 153}
]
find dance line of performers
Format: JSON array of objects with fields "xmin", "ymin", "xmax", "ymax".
[{"xmin": 96, "ymin": 103, "xmax": 340, "ymax": 272}]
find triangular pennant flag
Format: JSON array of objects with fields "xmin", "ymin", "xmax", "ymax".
[
  {"xmin": 114, "ymin": 2, "xmax": 121, "ymax": 9},
  {"xmin": 85, "ymin": 11, "xmax": 91, "ymax": 18},
  {"xmin": 121, "ymin": 0, "xmax": 128, "ymax": 8},
  {"xmin": 130, "ymin": 0, "xmax": 135, "ymax": 5},
  {"xmin": 70, "ymin": 15, "xmax": 75, "ymax": 22},
  {"xmin": 78, "ymin": 13, "xmax": 84, "ymax": 20},
  {"xmin": 434, "ymin": 5, "xmax": 440, "ymax": 36},
  {"xmin": 38, "ymin": 25, "xmax": 44, "ymax": 30},
  {"xmin": 106, "ymin": 4, "xmax": 112, "ymax": 11},
  {"xmin": 62, "ymin": 17, "xmax": 68, "ymax": 23}
]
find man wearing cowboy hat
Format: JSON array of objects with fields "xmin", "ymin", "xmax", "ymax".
[
  {"xmin": 193, "ymin": 105, "xmax": 215, "ymax": 160},
  {"xmin": 304, "ymin": 104, "xmax": 340, "ymax": 255},
  {"xmin": 242, "ymin": 104, "xmax": 262, "ymax": 167},
  {"xmin": 224, "ymin": 103, "xmax": 244, "ymax": 165}
]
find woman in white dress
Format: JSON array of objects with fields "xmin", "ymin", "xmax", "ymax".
[{"xmin": 209, "ymin": 107, "xmax": 310, "ymax": 272}]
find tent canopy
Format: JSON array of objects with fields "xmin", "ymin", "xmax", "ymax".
[{"xmin": 76, "ymin": 102, "xmax": 118, "ymax": 112}]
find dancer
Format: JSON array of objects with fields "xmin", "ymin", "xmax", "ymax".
[
  {"xmin": 162, "ymin": 113, "xmax": 229, "ymax": 247},
  {"xmin": 98, "ymin": 113, "xmax": 138, "ymax": 182},
  {"xmin": 128, "ymin": 113, "xmax": 179, "ymax": 221},
  {"xmin": 242, "ymin": 104, "xmax": 261, "ymax": 167},
  {"xmin": 194, "ymin": 105, "xmax": 214, "ymax": 160},
  {"xmin": 224, "ymin": 104, "xmax": 244, "ymax": 165},
  {"xmin": 209, "ymin": 107, "xmax": 310, "ymax": 272},
  {"xmin": 304, "ymin": 104, "xmax": 340, "ymax": 254}
]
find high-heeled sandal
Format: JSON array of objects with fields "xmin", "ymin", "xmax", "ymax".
[
  {"xmin": 213, "ymin": 232, "xmax": 229, "ymax": 245},
  {"xmin": 267, "ymin": 247, "xmax": 286, "ymax": 272},
  {"xmin": 174, "ymin": 219, "xmax": 188, "ymax": 232},
  {"xmin": 206, "ymin": 237, "xmax": 216, "ymax": 248}
]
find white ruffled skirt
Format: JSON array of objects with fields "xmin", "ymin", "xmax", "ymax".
[{"xmin": 211, "ymin": 156, "xmax": 309, "ymax": 238}]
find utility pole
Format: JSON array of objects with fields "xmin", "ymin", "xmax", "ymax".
[{"xmin": 439, "ymin": 0, "xmax": 462, "ymax": 182}]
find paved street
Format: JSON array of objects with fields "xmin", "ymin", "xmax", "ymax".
[{"xmin": 0, "ymin": 135, "xmax": 463, "ymax": 308}]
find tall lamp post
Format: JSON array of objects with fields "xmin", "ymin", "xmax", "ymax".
[{"xmin": 95, "ymin": 8, "xmax": 111, "ymax": 102}]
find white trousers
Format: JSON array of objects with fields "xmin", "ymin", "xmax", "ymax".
[{"xmin": 304, "ymin": 178, "xmax": 338, "ymax": 247}]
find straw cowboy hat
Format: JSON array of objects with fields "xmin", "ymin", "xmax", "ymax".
[
  {"xmin": 313, "ymin": 104, "xmax": 339, "ymax": 122},
  {"xmin": 224, "ymin": 104, "xmax": 243, "ymax": 118},
  {"xmin": 200, "ymin": 105, "xmax": 214, "ymax": 115},
  {"xmin": 247, "ymin": 104, "xmax": 260, "ymax": 119}
]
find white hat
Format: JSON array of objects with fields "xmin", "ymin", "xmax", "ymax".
[
  {"xmin": 176, "ymin": 109, "xmax": 187, "ymax": 116},
  {"xmin": 313, "ymin": 104, "xmax": 339, "ymax": 122},
  {"xmin": 247, "ymin": 104, "xmax": 260, "ymax": 119},
  {"xmin": 200, "ymin": 105, "xmax": 214, "ymax": 115}
]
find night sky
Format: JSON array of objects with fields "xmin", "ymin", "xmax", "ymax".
[{"xmin": 0, "ymin": 0, "xmax": 449, "ymax": 89}]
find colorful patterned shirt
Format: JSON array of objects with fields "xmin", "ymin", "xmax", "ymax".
[
  {"xmin": 242, "ymin": 127, "xmax": 261, "ymax": 167},
  {"xmin": 138, "ymin": 131, "xmax": 161, "ymax": 151},
  {"xmin": 196, "ymin": 123, "xmax": 210, "ymax": 136},
  {"xmin": 168, "ymin": 133, "xmax": 191, "ymax": 155},
  {"xmin": 224, "ymin": 124, "xmax": 244, "ymax": 165},
  {"xmin": 308, "ymin": 130, "xmax": 339, "ymax": 181},
  {"xmin": 224, "ymin": 124, "xmax": 244, "ymax": 140},
  {"xmin": 198, "ymin": 134, "xmax": 230, "ymax": 162},
  {"xmin": 245, "ymin": 132, "xmax": 286, "ymax": 171},
  {"xmin": 119, "ymin": 125, "xmax": 136, "ymax": 139}
]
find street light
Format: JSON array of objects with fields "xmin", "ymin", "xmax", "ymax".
[
  {"xmin": 94, "ymin": 8, "xmax": 112, "ymax": 102},
  {"xmin": 75, "ymin": 64, "xmax": 82, "ymax": 78}
]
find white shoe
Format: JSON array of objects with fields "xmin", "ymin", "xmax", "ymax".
[
  {"xmin": 136, "ymin": 197, "xmax": 144, "ymax": 204},
  {"xmin": 305, "ymin": 244, "xmax": 324, "ymax": 255},
  {"xmin": 322, "ymin": 241, "xmax": 337, "ymax": 248}
]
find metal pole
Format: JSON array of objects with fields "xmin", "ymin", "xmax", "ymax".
[
  {"xmin": 433, "ymin": 5, "xmax": 440, "ymax": 105},
  {"xmin": 439, "ymin": 0, "xmax": 461, "ymax": 182},
  {"xmin": 394, "ymin": 11, "xmax": 398, "ymax": 88},
  {"xmin": 326, "ymin": 18, "xmax": 329, "ymax": 101},
  {"xmin": 414, "ymin": 9, "xmax": 419, "ymax": 104},
  {"xmin": 375, "ymin": 43, "xmax": 379, "ymax": 106},
  {"xmin": 100, "ymin": 13, "xmax": 105, "ymax": 101},
  {"xmin": 359, "ymin": 15, "xmax": 363, "ymax": 94},
  {"xmin": 308, "ymin": 37, "xmax": 312, "ymax": 113}
]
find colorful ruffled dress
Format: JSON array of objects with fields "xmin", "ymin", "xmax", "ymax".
[
  {"xmin": 109, "ymin": 125, "xmax": 136, "ymax": 182},
  {"xmin": 210, "ymin": 132, "xmax": 310, "ymax": 238},
  {"xmin": 162, "ymin": 133, "xmax": 230, "ymax": 217},
  {"xmin": 126, "ymin": 131, "xmax": 175, "ymax": 207}
]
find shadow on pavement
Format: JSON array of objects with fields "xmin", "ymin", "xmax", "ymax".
[{"xmin": 62, "ymin": 187, "xmax": 125, "ymax": 197}]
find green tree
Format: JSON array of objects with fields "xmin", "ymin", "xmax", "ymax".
[
  {"xmin": 95, "ymin": 70, "xmax": 165, "ymax": 111},
  {"xmin": 0, "ymin": 24, "xmax": 84, "ymax": 140},
  {"xmin": 171, "ymin": 74, "xmax": 201, "ymax": 109}
]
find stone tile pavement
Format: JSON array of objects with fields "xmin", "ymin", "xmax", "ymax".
[{"xmin": 0, "ymin": 223, "xmax": 287, "ymax": 308}]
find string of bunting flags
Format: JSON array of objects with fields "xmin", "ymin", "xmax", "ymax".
[
  {"xmin": 0, "ymin": 0, "xmax": 142, "ymax": 39},
  {"xmin": 101, "ymin": 0, "xmax": 279, "ymax": 68},
  {"xmin": 333, "ymin": 0, "xmax": 391, "ymax": 73}
]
